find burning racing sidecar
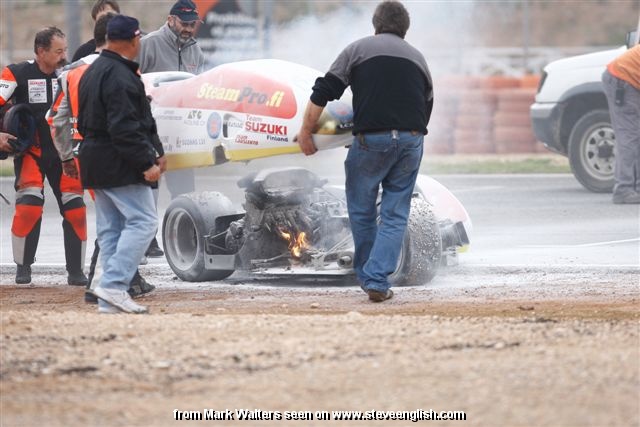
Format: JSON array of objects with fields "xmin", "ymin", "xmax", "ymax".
[
  {"xmin": 162, "ymin": 167, "xmax": 469, "ymax": 285},
  {"xmin": 145, "ymin": 59, "xmax": 471, "ymax": 285}
]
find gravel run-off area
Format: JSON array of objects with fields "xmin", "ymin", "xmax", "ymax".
[{"xmin": 1, "ymin": 264, "xmax": 639, "ymax": 427}]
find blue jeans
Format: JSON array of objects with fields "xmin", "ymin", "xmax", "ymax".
[
  {"xmin": 94, "ymin": 184, "xmax": 157, "ymax": 292},
  {"xmin": 345, "ymin": 131, "xmax": 423, "ymax": 293}
]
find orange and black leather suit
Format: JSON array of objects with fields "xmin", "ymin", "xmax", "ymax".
[{"xmin": 0, "ymin": 61, "xmax": 86, "ymax": 273}]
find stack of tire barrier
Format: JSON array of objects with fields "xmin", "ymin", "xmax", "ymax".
[
  {"xmin": 454, "ymin": 87, "xmax": 500, "ymax": 154},
  {"xmin": 429, "ymin": 75, "xmax": 542, "ymax": 154},
  {"xmin": 425, "ymin": 91, "xmax": 457, "ymax": 154}
]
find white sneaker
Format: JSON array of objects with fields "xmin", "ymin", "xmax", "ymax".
[
  {"xmin": 98, "ymin": 299, "xmax": 122, "ymax": 314},
  {"xmin": 92, "ymin": 287, "xmax": 148, "ymax": 314}
]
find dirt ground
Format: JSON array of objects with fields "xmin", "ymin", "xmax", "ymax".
[{"xmin": 1, "ymin": 265, "xmax": 639, "ymax": 427}]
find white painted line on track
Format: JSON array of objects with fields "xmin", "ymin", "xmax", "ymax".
[
  {"xmin": 521, "ymin": 238, "xmax": 640, "ymax": 248},
  {"xmin": 451, "ymin": 186, "xmax": 503, "ymax": 194}
]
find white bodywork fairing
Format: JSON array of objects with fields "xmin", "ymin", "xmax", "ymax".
[{"xmin": 143, "ymin": 59, "xmax": 472, "ymax": 251}]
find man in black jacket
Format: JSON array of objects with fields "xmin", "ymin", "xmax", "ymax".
[
  {"xmin": 72, "ymin": 0, "xmax": 121, "ymax": 62},
  {"xmin": 78, "ymin": 15, "xmax": 163, "ymax": 314}
]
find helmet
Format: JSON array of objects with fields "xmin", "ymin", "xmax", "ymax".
[{"xmin": 0, "ymin": 104, "xmax": 37, "ymax": 157}]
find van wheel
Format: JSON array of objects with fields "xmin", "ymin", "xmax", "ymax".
[{"xmin": 568, "ymin": 110, "xmax": 615, "ymax": 193}]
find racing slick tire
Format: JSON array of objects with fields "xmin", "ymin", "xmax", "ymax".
[
  {"xmin": 568, "ymin": 110, "xmax": 615, "ymax": 193},
  {"xmin": 389, "ymin": 197, "xmax": 442, "ymax": 286},
  {"xmin": 162, "ymin": 191, "xmax": 236, "ymax": 282}
]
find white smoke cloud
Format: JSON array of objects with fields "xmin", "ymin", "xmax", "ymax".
[{"xmin": 269, "ymin": 2, "xmax": 474, "ymax": 76}]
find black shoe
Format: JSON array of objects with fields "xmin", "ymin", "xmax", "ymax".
[
  {"xmin": 366, "ymin": 289, "xmax": 394, "ymax": 303},
  {"xmin": 128, "ymin": 274, "xmax": 156, "ymax": 298},
  {"xmin": 15, "ymin": 265, "xmax": 31, "ymax": 284},
  {"xmin": 85, "ymin": 291, "xmax": 98, "ymax": 304},
  {"xmin": 67, "ymin": 270, "xmax": 89, "ymax": 286},
  {"xmin": 85, "ymin": 274, "xmax": 155, "ymax": 304},
  {"xmin": 145, "ymin": 238, "xmax": 164, "ymax": 258},
  {"xmin": 612, "ymin": 192, "xmax": 640, "ymax": 204}
]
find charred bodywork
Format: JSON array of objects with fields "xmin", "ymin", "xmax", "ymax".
[
  {"xmin": 162, "ymin": 167, "xmax": 469, "ymax": 286},
  {"xmin": 149, "ymin": 60, "xmax": 472, "ymax": 285}
]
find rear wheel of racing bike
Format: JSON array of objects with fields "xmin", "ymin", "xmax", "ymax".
[
  {"xmin": 389, "ymin": 196, "xmax": 442, "ymax": 286},
  {"xmin": 162, "ymin": 191, "xmax": 237, "ymax": 282}
]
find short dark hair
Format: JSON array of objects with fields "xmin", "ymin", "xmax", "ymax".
[
  {"xmin": 94, "ymin": 12, "xmax": 117, "ymax": 47},
  {"xmin": 91, "ymin": 0, "xmax": 120, "ymax": 20},
  {"xmin": 372, "ymin": 1, "xmax": 410, "ymax": 39},
  {"xmin": 33, "ymin": 27, "xmax": 65, "ymax": 54}
]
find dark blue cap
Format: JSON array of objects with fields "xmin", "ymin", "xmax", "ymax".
[
  {"xmin": 107, "ymin": 15, "xmax": 141, "ymax": 40},
  {"xmin": 170, "ymin": 0, "xmax": 199, "ymax": 22}
]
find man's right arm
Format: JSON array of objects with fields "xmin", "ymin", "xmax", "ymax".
[
  {"xmin": 296, "ymin": 101, "xmax": 324, "ymax": 156},
  {"xmin": 52, "ymin": 83, "xmax": 80, "ymax": 178},
  {"xmin": 50, "ymin": 73, "xmax": 76, "ymax": 162}
]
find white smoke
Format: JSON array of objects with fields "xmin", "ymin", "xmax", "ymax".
[{"xmin": 269, "ymin": 2, "xmax": 474, "ymax": 76}]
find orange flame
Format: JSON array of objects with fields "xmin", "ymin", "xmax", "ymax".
[{"xmin": 278, "ymin": 228, "xmax": 310, "ymax": 259}]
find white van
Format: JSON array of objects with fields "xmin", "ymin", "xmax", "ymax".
[{"xmin": 530, "ymin": 31, "xmax": 638, "ymax": 192}]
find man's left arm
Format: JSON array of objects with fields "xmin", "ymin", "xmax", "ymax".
[
  {"xmin": 0, "ymin": 132, "xmax": 16, "ymax": 152},
  {"xmin": 149, "ymin": 119, "xmax": 166, "ymax": 172},
  {"xmin": 105, "ymin": 78, "xmax": 156, "ymax": 173},
  {"xmin": 195, "ymin": 45, "xmax": 206, "ymax": 74}
]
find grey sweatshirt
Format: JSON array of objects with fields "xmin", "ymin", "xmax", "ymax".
[{"xmin": 138, "ymin": 23, "xmax": 205, "ymax": 74}]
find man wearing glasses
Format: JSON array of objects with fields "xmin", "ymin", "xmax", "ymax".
[
  {"xmin": 137, "ymin": 0, "xmax": 206, "ymax": 256},
  {"xmin": 138, "ymin": 0, "xmax": 205, "ymax": 76}
]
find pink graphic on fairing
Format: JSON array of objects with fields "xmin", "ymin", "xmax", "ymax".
[{"xmin": 150, "ymin": 68, "xmax": 297, "ymax": 119}]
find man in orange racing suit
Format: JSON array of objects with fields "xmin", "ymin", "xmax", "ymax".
[{"xmin": 0, "ymin": 27, "xmax": 87, "ymax": 285}]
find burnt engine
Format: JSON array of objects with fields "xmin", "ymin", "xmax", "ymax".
[{"xmin": 224, "ymin": 168, "xmax": 352, "ymax": 270}]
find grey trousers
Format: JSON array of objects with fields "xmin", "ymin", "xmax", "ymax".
[
  {"xmin": 164, "ymin": 168, "xmax": 196, "ymax": 199},
  {"xmin": 602, "ymin": 70, "xmax": 640, "ymax": 196}
]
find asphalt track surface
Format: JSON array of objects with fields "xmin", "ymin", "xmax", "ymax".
[
  {"xmin": 1, "ymin": 159, "xmax": 638, "ymax": 427},
  {"xmin": 1, "ymin": 154, "xmax": 638, "ymax": 276}
]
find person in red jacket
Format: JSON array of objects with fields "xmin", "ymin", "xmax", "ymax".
[{"xmin": 0, "ymin": 27, "xmax": 87, "ymax": 286}]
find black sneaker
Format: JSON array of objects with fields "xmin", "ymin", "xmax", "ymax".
[
  {"xmin": 145, "ymin": 238, "xmax": 164, "ymax": 258},
  {"xmin": 15, "ymin": 264, "xmax": 31, "ymax": 284},
  {"xmin": 366, "ymin": 289, "xmax": 394, "ymax": 303},
  {"xmin": 68, "ymin": 270, "xmax": 89, "ymax": 286},
  {"xmin": 128, "ymin": 274, "xmax": 156, "ymax": 298},
  {"xmin": 85, "ymin": 274, "xmax": 155, "ymax": 304},
  {"xmin": 85, "ymin": 291, "xmax": 98, "ymax": 304},
  {"xmin": 612, "ymin": 192, "xmax": 640, "ymax": 204}
]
